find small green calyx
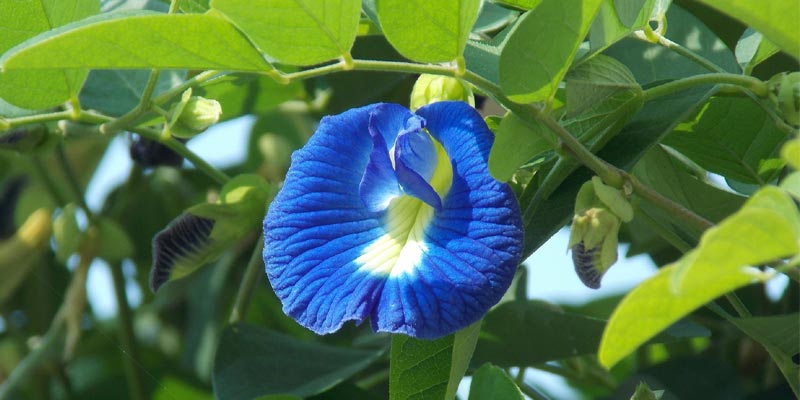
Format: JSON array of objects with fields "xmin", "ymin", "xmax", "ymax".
[
  {"xmin": 767, "ymin": 72, "xmax": 800, "ymax": 128},
  {"xmin": 568, "ymin": 179, "xmax": 630, "ymax": 289},
  {"xmin": 409, "ymin": 74, "xmax": 475, "ymax": 110},
  {"xmin": 167, "ymin": 88, "xmax": 222, "ymax": 138}
]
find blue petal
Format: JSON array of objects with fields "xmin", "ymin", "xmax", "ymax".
[
  {"xmin": 264, "ymin": 101, "xmax": 522, "ymax": 339},
  {"xmin": 359, "ymin": 114, "xmax": 401, "ymax": 212},
  {"xmin": 394, "ymin": 126, "xmax": 443, "ymax": 210}
]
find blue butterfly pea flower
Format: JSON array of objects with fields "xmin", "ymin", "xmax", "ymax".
[{"xmin": 264, "ymin": 101, "xmax": 523, "ymax": 339}]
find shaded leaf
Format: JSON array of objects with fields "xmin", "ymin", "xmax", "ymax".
[
  {"xmin": 54, "ymin": 203, "xmax": 81, "ymax": 263},
  {"xmin": 588, "ymin": 0, "xmax": 655, "ymax": 57},
  {"xmin": 389, "ymin": 322, "xmax": 481, "ymax": 400},
  {"xmin": 468, "ymin": 364, "xmax": 523, "ymax": 400},
  {"xmin": 211, "ymin": 0, "xmax": 361, "ymax": 66},
  {"xmin": 80, "ymin": 69, "xmax": 186, "ymax": 117},
  {"xmin": 212, "ymin": 323, "xmax": 383, "ymax": 400},
  {"xmin": 663, "ymin": 96, "xmax": 786, "ymax": 185},
  {"xmin": 488, "ymin": 113, "xmax": 554, "ymax": 182},
  {"xmin": 499, "ymin": 0, "xmax": 602, "ymax": 103},
  {"xmin": 735, "ymin": 28, "xmax": 780, "ymax": 74},
  {"xmin": 473, "ymin": 300, "xmax": 709, "ymax": 367}
]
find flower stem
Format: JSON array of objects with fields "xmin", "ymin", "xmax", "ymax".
[
  {"xmin": 56, "ymin": 144, "xmax": 92, "ymax": 216},
  {"xmin": 133, "ymin": 127, "xmax": 230, "ymax": 184},
  {"xmin": 642, "ymin": 73, "xmax": 769, "ymax": 102},
  {"xmin": 229, "ymin": 237, "xmax": 265, "ymax": 323},
  {"xmin": 4, "ymin": 110, "xmax": 73, "ymax": 129}
]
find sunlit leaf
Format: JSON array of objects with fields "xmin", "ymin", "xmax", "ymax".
[
  {"xmin": 377, "ymin": 0, "xmax": 481, "ymax": 63},
  {"xmin": 696, "ymin": 0, "xmax": 800, "ymax": 59},
  {"xmin": 0, "ymin": 0, "xmax": 99, "ymax": 109},
  {"xmin": 211, "ymin": 0, "xmax": 361, "ymax": 66},
  {"xmin": 1, "ymin": 12, "xmax": 272, "ymax": 71},
  {"xmin": 499, "ymin": 0, "xmax": 602, "ymax": 103},
  {"xmin": 488, "ymin": 113, "xmax": 554, "ymax": 182},
  {"xmin": 599, "ymin": 187, "xmax": 800, "ymax": 368}
]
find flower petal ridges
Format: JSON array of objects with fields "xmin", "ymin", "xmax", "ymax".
[{"xmin": 264, "ymin": 101, "xmax": 522, "ymax": 339}]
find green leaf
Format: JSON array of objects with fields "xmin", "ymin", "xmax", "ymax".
[
  {"xmin": 598, "ymin": 260, "xmax": 763, "ymax": 368},
  {"xmin": 781, "ymin": 172, "xmax": 800, "ymax": 200},
  {"xmin": 696, "ymin": 0, "xmax": 800, "ymax": 59},
  {"xmin": 565, "ymin": 54, "xmax": 641, "ymax": 118},
  {"xmin": 599, "ymin": 186, "xmax": 800, "ymax": 368},
  {"xmin": 54, "ymin": 203, "xmax": 81, "ymax": 264},
  {"xmin": 735, "ymin": 28, "xmax": 780, "ymax": 74},
  {"xmin": 1, "ymin": 12, "xmax": 272, "ymax": 71},
  {"xmin": 589, "ymin": 0, "xmax": 655, "ymax": 56},
  {"xmin": 499, "ymin": 0, "xmax": 602, "ymax": 104},
  {"xmin": 663, "ymin": 96, "xmax": 786, "ymax": 185},
  {"xmin": 194, "ymin": 73, "xmax": 305, "ymax": 122},
  {"xmin": 605, "ymin": 5, "xmax": 740, "ymax": 84},
  {"xmin": 488, "ymin": 113, "xmax": 555, "ymax": 182},
  {"xmin": 492, "ymin": 0, "xmax": 542, "ymax": 11},
  {"xmin": 377, "ymin": 0, "xmax": 481, "ymax": 63},
  {"xmin": 729, "ymin": 313, "xmax": 800, "ymax": 394},
  {"xmin": 212, "ymin": 323, "xmax": 383, "ymax": 400},
  {"xmin": 613, "ymin": 0, "xmax": 651, "ymax": 28},
  {"xmin": 468, "ymin": 364, "xmax": 524, "ymax": 400},
  {"xmin": 0, "ymin": 0, "xmax": 99, "ymax": 109},
  {"xmin": 79, "ymin": 69, "xmax": 185, "ymax": 117},
  {"xmin": 633, "ymin": 146, "xmax": 747, "ymax": 239},
  {"xmin": 389, "ymin": 322, "xmax": 481, "ymax": 400},
  {"xmin": 630, "ymin": 381, "xmax": 663, "ymax": 400},
  {"xmin": 472, "ymin": 301, "xmax": 708, "ymax": 367},
  {"xmin": 95, "ymin": 217, "xmax": 135, "ymax": 262},
  {"xmin": 472, "ymin": 2, "xmax": 518, "ymax": 34},
  {"xmin": 672, "ymin": 186, "xmax": 800, "ymax": 289},
  {"xmin": 211, "ymin": 0, "xmax": 361, "ymax": 66}
]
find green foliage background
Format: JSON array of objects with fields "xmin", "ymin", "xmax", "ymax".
[{"xmin": 0, "ymin": 0, "xmax": 798, "ymax": 399}]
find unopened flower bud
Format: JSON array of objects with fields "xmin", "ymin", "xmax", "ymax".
[
  {"xmin": 168, "ymin": 89, "xmax": 222, "ymax": 138},
  {"xmin": 568, "ymin": 179, "xmax": 629, "ymax": 289},
  {"xmin": 410, "ymin": 74, "xmax": 475, "ymax": 110}
]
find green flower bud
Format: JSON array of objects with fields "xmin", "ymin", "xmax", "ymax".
[
  {"xmin": 410, "ymin": 74, "xmax": 475, "ymax": 110},
  {"xmin": 168, "ymin": 89, "xmax": 222, "ymax": 138}
]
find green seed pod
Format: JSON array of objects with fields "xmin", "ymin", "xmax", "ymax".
[
  {"xmin": 409, "ymin": 74, "xmax": 475, "ymax": 111},
  {"xmin": 167, "ymin": 89, "xmax": 222, "ymax": 138}
]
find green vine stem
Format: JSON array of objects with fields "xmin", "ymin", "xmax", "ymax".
[
  {"xmin": 229, "ymin": 237, "xmax": 266, "ymax": 323},
  {"xmin": 109, "ymin": 262, "xmax": 146, "ymax": 400},
  {"xmin": 642, "ymin": 73, "xmax": 769, "ymax": 101},
  {"xmin": 133, "ymin": 126, "xmax": 230, "ymax": 185}
]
